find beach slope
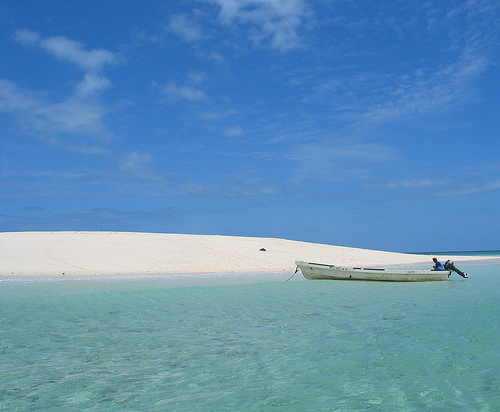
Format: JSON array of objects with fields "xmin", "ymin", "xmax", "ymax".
[{"xmin": 0, "ymin": 231, "xmax": 490, "ymax": 277}]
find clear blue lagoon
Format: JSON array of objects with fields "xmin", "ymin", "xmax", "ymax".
[{"xmin": 1, "ymin": 263, "xmax": 499, "ymax": 411}]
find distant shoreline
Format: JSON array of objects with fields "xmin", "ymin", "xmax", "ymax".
[
  {"xmin": 1, "ymin": 231, "xmax": 498, "ymax": 278},
  {"xmin": 413, "ymin": 250, "xmax": 500, "ymax": 257}
]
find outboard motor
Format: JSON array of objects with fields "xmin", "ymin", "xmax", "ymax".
[{"xmin": 444, "ymin": 260, "xmax": 468, "ymax": 278}]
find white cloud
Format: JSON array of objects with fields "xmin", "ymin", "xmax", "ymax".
[
  {"xmin": 168, "ymin": 14, "xmax": 204, "ymax": 42},
  {"xmin": 0, "ymin": 30, "xmax": 117, "ymax": 147},
  {"xmin": 224, "ymin": 126, "xmax": 244, "ymax": 137},
  {"xmin": 75, "ymin": 73, "xmax": 111, "ymax": 97},
  {"xmin": 319, "ymin": 43, "xmax": 492, "ymax": 132},
  {"xmin": 120, "ymin": 151, "xmax": 153, "ymax": 171},
  {"xmin": 13, "ymin": 28, "xmax": 40, "ymax": 45},
  {"xmin": 163, "ymin": 83, "xmax": 206, "ymax": 101},
  {"xmin": 205, "ymin": 51, "xmax": 225, "ymax": 62},
  {"xmin": 371, "ymin": 171, "xmax": 500, "ymax": 198},
  {"xmin": 14, "ymin": 29, "xmax": 119, "ymax": 71},
  {"xmin": 45, "ymin": 136, "xmax": 109, "ymax": 155},
  {"xmin": 34, "ymin": 97, "xmax": 108, "ymax": 135},
  {"xmin": 186, "ymin": 71, "xmax": 205, "ymax": 84},
  {"xmin": 437, "ymin": 179, "xmax": 500, "ymax": 197},
  {"xmin": 209, "ymin": 0, "xmax": 311, "ymax": 50},
  {"xmin": 0, "ymin": 79, "xmax": 40, "ymax": 111},
  {"xmin": 375, "ymin": 177, "xmax": 450, "ymax": 190},
  {"xmin": 292, "ymin": 1, "xmax": 497, "ymax": 138},
  {"xmin": 0, "ymin": 78, "xmax": 110, "ymax": 139},
  {"xmin": 41, "ymin": 36, "xmax": 117, "ymax": 71}
]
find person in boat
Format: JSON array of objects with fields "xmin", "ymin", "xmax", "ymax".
[{"xmin": 432, "ymin": 257, "xmax": 446, "ymax": 271}]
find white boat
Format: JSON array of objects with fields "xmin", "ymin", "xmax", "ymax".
[{"xmin": 295, "ymin": 261, "xmax": 451, "ymax": 282}]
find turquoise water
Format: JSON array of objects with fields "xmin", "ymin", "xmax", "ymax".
[{"xmin": 1, "ymin": 264, "xmax": 499, "ymax": 411}]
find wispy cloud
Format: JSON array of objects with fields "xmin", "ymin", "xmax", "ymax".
[
  {"xmin": 293, "ymin": 1, "xmax": 498, "ymax": 135},
  {"xmin": 0, "ymin": 79, "xmax": 40, "ymax": 111},
  {"xmin": 2, "ymin": 29, "xmax": 228, "ymax": 199},
  {"xmin": 163, "ymin": 82, "xmax": 207, "ymax": 101},
  {"xmin": 355, "ymin": 51, "xmax": 489, "ymax": 128},
  {"xmin": 370, "ymin": 170, "xmax": 500, "ymax": 199},
  {"xmin": 437, "ymin": 179, "xmax": 500, "ymax": 197},
  {"xmin": 119, "ymin": 151, "xmax": 154, "ymax": 173},
  {"xmin": 0, "ymin": 30, "xmax": 119, "ymax": 149},
  {"xmin": 208, "ymin": 0, "xmax": 312, "ymax": 50},
  {"xmin": 376, "ymin": 177, "xmax": 450, "ymax": 190},
  {"xmin": 75, "ymin": 73, "xmax": 112, "ymax": 97},
  {"xmin": 224, "ymin": 126, "xmax": 244, "ymax": 137},
  {"xmin": 117, "ymin": 150, "xmax": 226, "ymax": 197},
  {"xmin": 14, "ymin": 29, "xmax": 119, "ymax": 71},
  {"xmin": 0, "ymin": 78, "xmax": 111, "ymax": 143},
  {"xmin": 168, "ymin": 14, "xmax": 204, "ymax": 42},
  {"xmin": 288, "ymin": 139, "xmax": 398, "ymax": 182},
  {"xmin": 309, "ymin": 44, "xmax": 491, "ymax": 134}
]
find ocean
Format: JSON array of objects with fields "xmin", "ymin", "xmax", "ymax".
[
  {"xmin": 415, "ymin": 251, "xmax": 500, "ymax": 257},
  {"xmin": 1, "ymin": 262, "xmax": 499, "ymax": 411}
]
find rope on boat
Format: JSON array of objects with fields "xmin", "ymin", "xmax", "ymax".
[{"xmin": 285, "ymin": 266, "xmax": 299, "ymax": 282}]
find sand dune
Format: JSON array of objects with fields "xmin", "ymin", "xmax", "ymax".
[{"xmin": 0, "ymin": 231, "xmax": 493, "ymax": 277}]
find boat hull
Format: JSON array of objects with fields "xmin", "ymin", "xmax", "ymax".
[{"xmin": 295, "ymin": 261, "xmax": 450, "ymax": 282}]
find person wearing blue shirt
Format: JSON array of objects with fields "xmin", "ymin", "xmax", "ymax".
[{"xmin": 432, "ymin": 257, "xmax": 445, "ymax": 271}]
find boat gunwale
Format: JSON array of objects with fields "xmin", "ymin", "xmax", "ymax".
[
  {"xmin": 296, "ymin": 261, "xmax": 450, "ymax": 275},
  {"xmin": 295, "ymin": 261, "xmax": 451, "ymax": 281}
]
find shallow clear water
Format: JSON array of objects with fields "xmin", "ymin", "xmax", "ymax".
[{"xmin": 1, "ymin": 263, "xmax": 499, "ymax": 411}]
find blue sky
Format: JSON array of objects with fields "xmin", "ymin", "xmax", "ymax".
[{"xmin": 1, "ymin": 0, "xmax": 499, "ymax": 252}]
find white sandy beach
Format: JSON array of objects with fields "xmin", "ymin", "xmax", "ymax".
[{"xmin": 0, "ymin": 231, "xmax": 495, "ymax": 278}]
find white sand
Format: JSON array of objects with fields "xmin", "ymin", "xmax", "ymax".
[{"xmin": 0, "ymin": 231, "xmax": 495, "ymax": 277}]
